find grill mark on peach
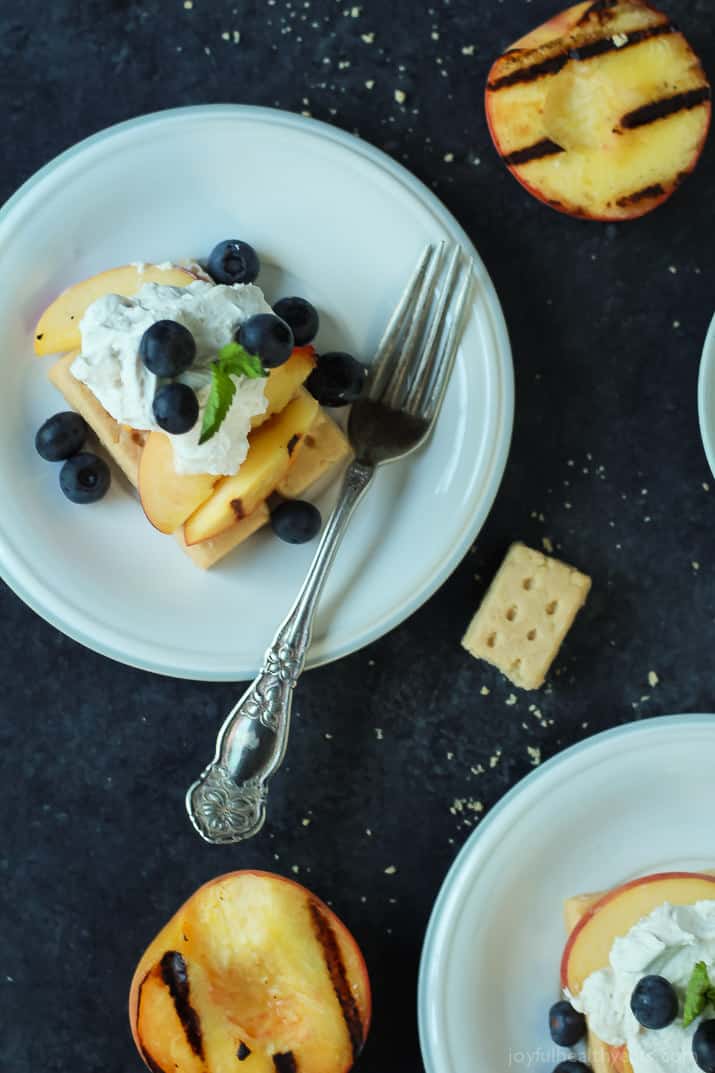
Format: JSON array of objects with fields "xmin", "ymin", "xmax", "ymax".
[
  {"xmin": 616, "ymin": 182, "xmax": 665, "ymax": 207},
  {"xmin": 237, "ymin": 1042, "xmax": 251, "ymax": 1061},
  {"xmin": 488, "ymin": 22, "xmax": 674, "ymax": 89},
  {"xmin": 488, "ymin": 53, "xmax": 567, "ymax": 90},
  {"xmin": 273, "ymin": 1053, "xmax": 297, "ymax": 1073},
  {"xmin": 569, "ymin": 22, "xmax": 674, "ymax": 60},
  {"xmin": 287, "ymin": 433, "xmax": 301, "ymax": 456},
  {"xmin": 308, "ymin": 899, "xmax": 364, "ymax": 1058},
  {"xmin": 159, "ymin": 951, "xmax": 205, "ymax": 1060},
  {"xmin": 135, "ymin": 969, "xmax": 170, "ymax": 1073},
  {"xmin": 502, "ymin": 138, "xmax": 565, "ymax": 166},
  {"xmin": 231, "ymin": 498, "xmax": 245, "ymax": 520},
  {"xmin": 621, "ymin": 85, "xmax": 711, "ymax": 129}
]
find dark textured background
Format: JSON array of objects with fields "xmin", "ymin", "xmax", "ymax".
[{"xmin": 2, "ymin": 2, "xmax": 714, "ymax": 1071}]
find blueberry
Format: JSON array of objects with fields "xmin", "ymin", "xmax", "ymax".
[
  {"xmin": 273, "ymin": 297, "xmax": 319, "ymax": 346},
  {"xmin": 139, "ymin": 320, "xmax": 196, "ymax": 377},
  {"xmin": 694, "ymin": 1020, "xmax": 715, "ymax": 1072},
  {"xmin": 207, "ymin": 239, "xmax": 260, "ymax": 285},
  {"xmin": 630, "ymin": 975, "xmax": 678, "ymax": 1029},
  {"xmin": 238, "ymin": 314, "xmax": 294, "ymax": 369},
  {"xmin": 552, "ymin": 1063, "xmax": 592, "ymax": 1073},
  {"xmin": 306, "ymin": 351, "xmax": 367, "ymax": 407},
  {"xmin": 549, "ymin": 1001, "xmax": 586, "ymax": 1047},
  {"xmin": 59, "ymin": 452, "xmax": 110, "ymax": 504},
  {"xmin": 35, "ymin": 411, "xmax": 88, "ymax": 461},
  {"xmin": 271, "ymin": 501, "xmax": 322, "ymax": 544},
  {"xmin": 153, "ymin": 383, "xmax": 199, "ymax": 435}
]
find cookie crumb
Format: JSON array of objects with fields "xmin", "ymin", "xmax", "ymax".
[
  {"xmin": 384, "ymin": 865, "xmax": 397, "ymax": 875},
  {"xmin": 647, "ymin": 670, "xmax": 659, "ymax": 688},
  {"xmin": 394, "ymin": 88, "xmax": 407, "ymax": 104}
]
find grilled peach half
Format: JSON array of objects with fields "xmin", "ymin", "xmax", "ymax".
[
  {"xmin": 485, "ymin": 0, "xmax": 711, "ymax": 219},
  {"xmin": 129, "ymin": 871, "xmax": 371, "ymax": 1073}
]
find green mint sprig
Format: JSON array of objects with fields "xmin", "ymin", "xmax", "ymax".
[
  {"xmin": 683, "ymin": 962, "xmax": 715, "ymax": 1026},
  {"xmin": 198, "ymin": 342, "xmax": 266, "ymax": 445}
]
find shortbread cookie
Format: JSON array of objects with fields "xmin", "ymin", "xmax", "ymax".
[
  {"xmin": 462, "ymin": 542, "xmax": 591, "ymax": 689},
  {"xmin": 48, "ymin": 354, "xmax": 350, "ymax": 568},
  {"xmin": 175, "ymin": 503, "xmax": 271, "ymax": 569},
  {"xmin": 48, "ymin": 351, "xmax": 145, "ymax": 485},
  {"xmin": 276, "ymin": 410, "xmax": 352, "ymax": 497}
]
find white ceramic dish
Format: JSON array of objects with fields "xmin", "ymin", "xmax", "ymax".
[
  {"xmin": 698, "ymin": 313, "xmax": 715, "ymax": 478},
  {"xmin": 418, "ymin": 714, "xmax": 715, "ymax": 1073},
  {"xmin": 0, "ymin": 105, "xmax": 513, "ymax": 680}
]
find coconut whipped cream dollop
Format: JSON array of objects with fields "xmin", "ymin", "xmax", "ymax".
[
  {"xmin": 570, "ymin": 900, "xmax": 715, "ymax": 1073},
  {"xmin": 71, "ymin": 279, "xmax": 272, "ymax": 475}
]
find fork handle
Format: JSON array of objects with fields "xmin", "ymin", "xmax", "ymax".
[{"xmin": 186, "ymin": 458, "xmax": 375, "ymax": 844}]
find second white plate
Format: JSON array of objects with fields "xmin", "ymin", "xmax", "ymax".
[
  {"xmin": 698, "ymin": 312, "xmax": 715, "ymax": 478},
  {"xmin": 0, "ymin": 105, "xmax": 513, "ymax": 680},
  {"xmin": 419, "ymin": 714, "xmax": 715, "ymax": 1073}
]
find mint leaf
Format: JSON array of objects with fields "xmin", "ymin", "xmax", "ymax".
[
  {"xmin": 217, "ymin": 341, "xmax": 265, "ymax": 380},
  {"xmin": 198, "ymin": 343, "xmax": 267, "ymax": 444},
  {"xmin": 198, "ymin": 363, "xmax": 236, "ymax": 445},
  {"xmin": 684, "ymin": 962, "xmax": 711, "ymax": 1026}
]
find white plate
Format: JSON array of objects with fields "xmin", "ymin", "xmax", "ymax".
[
  {"xmin": 0, "ymin": 105, "xmax": 513, "ymax": 680},
  {"xmin": 418, "ymin": 714, "xmax": 715, "ymax": 1073},
  {"xmin": 698, "ymin": 313, "xmax": 715, "ymax": 478}
]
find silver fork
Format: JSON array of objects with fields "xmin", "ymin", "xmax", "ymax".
[{"xmin": 186, "ymin": 242, "xmax": 472, "ymax": 844}]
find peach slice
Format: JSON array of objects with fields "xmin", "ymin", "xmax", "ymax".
[
  {"xmin": 138, "ymin": 431, "xmax": 218, "ymax": 534},
  {"xmin": 252, "ymin": 347, "xmax": 316, "ymax": 429},
  {"xmin": 561, "ymin": 871, "xmax": 715, "ymax": 996},
  {"xmin": 138, "ymin": 347, "xmax": 315, "ymax": 534},
  {"xmin": 485, "ymin": 0, "xmax": 711, "ymax": 220},
  {"xmin": 276, "ymin": 410, "xmax": 351, "ymax": 499},
  {"xmin": 129, "ymin": 871, "xmax": 371, "ymax": 1073},
  {"xmin": 183, "ymin": 391, "xmax": 319, "ymax": 546},
  {"xmin": 34, "ymin": 263, "xmax": 197, "ymax": 356}
]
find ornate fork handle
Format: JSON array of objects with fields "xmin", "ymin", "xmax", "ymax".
[{"xmin": 186, "ymin": 459, "xmax": 375, "ymax": 844}]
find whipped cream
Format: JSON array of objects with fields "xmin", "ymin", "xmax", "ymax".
[
  {"xmin": 570, "ymin": 900, "xmax": 715, "ymax": 1073},
  {"xmin": 72, "ymin": 279, "xmax": 272, "ymax": 475}
]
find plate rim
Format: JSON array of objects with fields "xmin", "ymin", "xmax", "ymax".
[
  {"xmin": 417, "ymin": 712, "xmax": 715, "ymax": 1073},
  {"xmin": 0, "ymin": 103, "xmax": 514, "ymax": 680},
  {"xmin": 697, "ymin": 311, "xmax": 715, "ymax": 479}
]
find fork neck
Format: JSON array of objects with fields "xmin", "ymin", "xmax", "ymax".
[{"xmin": 276, "ymin": 458, "xmax": 375, "ymax": 656}]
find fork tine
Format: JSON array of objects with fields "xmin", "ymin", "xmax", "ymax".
[
  {"xmin": 417, "ymin": 265, "xmax": 472, "ymax": 425},
  {"xmin": 368, "ymin": 243, "xmax": 434, "ymax": 401},
  {"xmin": 403, "ymin": 244, "xmax": 462, "ymax": 416},
  {"xmin": 381, "ymin": 242, "xmax": 445, "ymax": 409}
]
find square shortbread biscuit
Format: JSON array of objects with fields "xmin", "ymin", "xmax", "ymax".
[{"xmin": 462, "ymin": 542, "xmax": 591, "ymax": 690}]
